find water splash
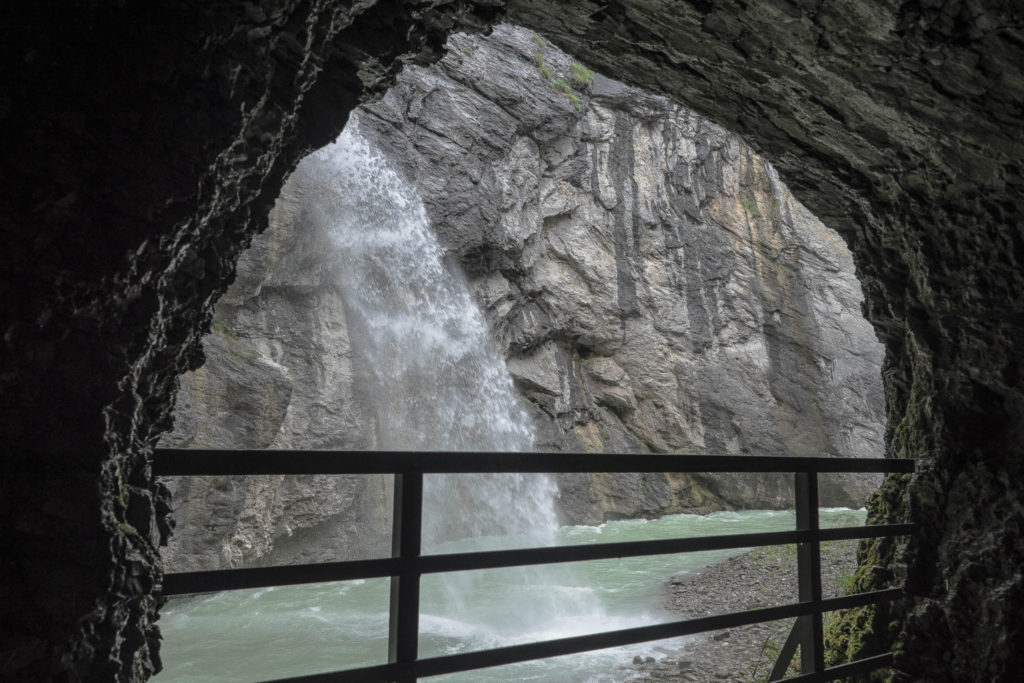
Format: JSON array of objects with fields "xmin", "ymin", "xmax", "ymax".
[
  {"xmin": 288, "ymin": 120, "xmax": 619, "ymax": 657},
  {"xmin": 300, "ymin": 121, "xmax": 558, "ymax": 551}
]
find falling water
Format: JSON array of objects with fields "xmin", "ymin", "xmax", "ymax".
[
  {"xmin": 297, "ymin": 119, "xmax": 624, "ymax": 656},
  {"xmin": 305, "ymin": 121, "xmax": 554, "ymax": 549}
]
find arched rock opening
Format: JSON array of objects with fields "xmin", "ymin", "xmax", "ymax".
[{"xmin": 2, "ymin": 2, "xmax": 1021, "ymax": 681}]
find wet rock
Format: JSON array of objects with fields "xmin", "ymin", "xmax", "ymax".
[
  {"xmin": 362, "ymin": 25, "xmax": 887, "ymax": 520},
  {"xmin": 164, "ymin": 25, "xmax": 888, "ymax": 569}
]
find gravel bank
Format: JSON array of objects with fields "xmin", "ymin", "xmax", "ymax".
[{"xmin": 625, "ymin": 541, "xmax": 858, "ymax": 682}]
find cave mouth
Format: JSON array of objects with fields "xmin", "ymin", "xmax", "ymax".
[
  {"xmin": 6, "ymin": 3, "xmax": 1022, "ymax": 682},
  {"xmin": 153, "ymin": 24, "xmax": 891, "ymax": 682}
]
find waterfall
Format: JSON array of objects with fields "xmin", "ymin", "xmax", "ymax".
[
  {"xmin": 302, "ymin": 121, "xmax": 555, "ymax": 549},
  {"xmin": 295, "ymin": 120, "xmax": 603, "ymax": 651}
]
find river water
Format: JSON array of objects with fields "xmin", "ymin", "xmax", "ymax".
[{"xmin": 156, "ymin": 507, "xmax": 865, "ymax": 682}]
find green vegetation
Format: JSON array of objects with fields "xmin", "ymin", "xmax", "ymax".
[
  {"xmin": 737, "ymin": 632, "xmax": 800, "ymax": 683},
  {"xmin": 550, "ymin": 77, "xmax": 581, "ymax": 108},
  {"xmin": 117, "ymin": 521, "xmax": 150, "ymax": 548},
  {"xmin": 551, "ymin": 77, "xmax": 573, "ymax": 95},
  {"xmin": 531, "ymin": 37, "xmax": 585, "ymax": 109},
  {"xmin": 741, "ymin": 192, "xmax": 761, "ymax": 216},
  {"xmin": 570, "ymin": 61, "xmax": 595, "ymax": 86},
  {"xmin": 822, "ymin": 488, "xmax": 909, "ymax": 681}
]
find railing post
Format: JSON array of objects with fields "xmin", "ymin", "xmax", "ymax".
[
  {"xmin": 794, "ymin": 470, "xmax": 825, "ymax": 673},
  {"xmin": 388, "ymin": 472, "xmax": 423, "ymax": 682}
]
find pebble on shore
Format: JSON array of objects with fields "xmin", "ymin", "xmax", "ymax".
[{"xmin": 625, "ymin": 541, "xmax": 859, "ymax": 682}]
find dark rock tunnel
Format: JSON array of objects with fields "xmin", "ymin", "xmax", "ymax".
[{"xmin": 1, "ymin": 1, "xmax": 1021, "ymax": 681}]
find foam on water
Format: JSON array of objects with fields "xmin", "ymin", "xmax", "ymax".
[{"xmin": 157, "ymin": 509, "xmax": 868, "ymax": 681}]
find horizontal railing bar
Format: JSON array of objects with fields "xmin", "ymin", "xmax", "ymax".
[
  {"xmin": 153, "ymin": 448, "xmax": 916, "ymax": 476},
  {"xmin": 818, "ymin": 523, "xmax": 916, "ymax": 542},
  {"xmin": 261, "ymin": 590, "xmax": 905, "ymax": 683},
  {"xmin": 420, "ymin": 529, "xmax": 809, "ymax": 573},
  {"xmin": 820, "ymin": 588, "xmax": 904, "ymax": 612},
  {"xmin": 776, "ymin": 652, "xmax": 895, "ymax": 682},
  {"xmin": 163, "ymin": 529, "xmax": 915, "ymax": 596},
  {"xmin": 162, "ymin": 531, "xmax": 808, "ymax": 595},
  {"xmin": 393, "ymin": 602, "xmax": 810, "ymax": 681},
  {"xmin": 264, "ymin": 661, "xmax": 401, "ymax": 683},
  {"xmin": 162, "ymin": 557, "xmax": 398, "ymax": 596}
]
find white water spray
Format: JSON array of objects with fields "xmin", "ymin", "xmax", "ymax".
[
  {"xmin": 302, "ymin": 121, "xmax": 556, "ymax": 549},
  {"xmin": 296, "ymin": 120, "xmax": 620, "ymax": 652}
]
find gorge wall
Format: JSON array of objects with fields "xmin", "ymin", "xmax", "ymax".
[{"xmin": 161, "ymin": 25, "xmax": 885, "ymax": 571}]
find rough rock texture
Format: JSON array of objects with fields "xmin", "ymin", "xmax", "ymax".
[
  {"xmin": 3, "ymin": 2, "xmax": 1023, "ymax": 682},
  {"xmin": 162, "ymin": 25, "xmax": 885, "ymax": 571},
  {"xmin": 159, "ymin": 186, "xmax": 393, "ymax": 571},
  {"xmin": 361, "ymin": 25, "xmax": 886, "ymax": 523}
]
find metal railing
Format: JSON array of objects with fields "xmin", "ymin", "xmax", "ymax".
[{"xmin": 154, "ymin": 449, "xmax": 916, "ymax": 683}]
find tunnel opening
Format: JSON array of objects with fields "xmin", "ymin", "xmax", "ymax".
[{"xmin": 153, "ymin": 25, "xmax": 896, "ymax": 682}]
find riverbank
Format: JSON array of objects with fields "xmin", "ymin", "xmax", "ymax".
[{"xmin": 625, "ymin": 540, "xmax": 859, "ymax": 682}]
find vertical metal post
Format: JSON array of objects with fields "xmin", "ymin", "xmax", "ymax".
[
  {"xmin": 388, "ymin": 472, "xmax": 423, "ymax": 682},
  {"xmin": 794, "ymin": 471, "xmax": 825, "ymax": 673}
]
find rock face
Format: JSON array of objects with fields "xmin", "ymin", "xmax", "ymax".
[
  {"xmin": 160, "ymin": 185, "xmax": 392, "ymax": 571},
  {"xmin": 162, "ymin": 25, "xmax": 885, "ymax": 570},
  {"xmin": 4, "ymin": 2, "xmax": 1022, "ymax": 682},
  {"xmin": 364, "ymin": 26, "xmax": 886, "ymax": 522}
]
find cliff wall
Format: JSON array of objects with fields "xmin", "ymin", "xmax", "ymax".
[{"xmin": 162, "ymin": 26, "xmax": 885, "ymax": 570}]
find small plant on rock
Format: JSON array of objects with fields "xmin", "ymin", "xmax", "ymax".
[
  {"xmin": 531, "ymin": 37, "xmax": 584, "ymax": 109},
  {"xmin": 570, "ymin": 61, "xmax": 595, "ymax": 87}
]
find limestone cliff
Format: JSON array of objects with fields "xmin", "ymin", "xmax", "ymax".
[
  {"xmin": 162, "ymin": 25, "xmax": 885, "ymax": 569},
  {"xmin": 362, "ymin": 25, "xmax": 885, "ymax": 523}
]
